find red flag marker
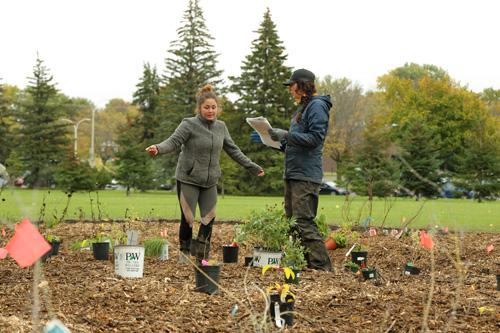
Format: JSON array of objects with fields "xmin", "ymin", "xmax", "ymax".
[
  {"xmin": 420, "ymin": 230, "xmax": 434, "ymax": 250},
  {"xmin": 5, "ymin": 219, "xmax": 51, "ymax": 268},
  {"xmin": 486, "ymin": 244, "xmax": 494, "ymax": 253}
]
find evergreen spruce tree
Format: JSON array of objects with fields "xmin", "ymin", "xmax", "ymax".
[
  {"xmin": 114, "ymin": 115, "xmax": 155, "ymax": 196},
  {"xmin": 0, "ymin": 80, "xmax": 13, "ymax": 163},
  {"xmin": 158, "ymin": 0, "xmax": 223, "ymax": 180},
  {"xmin": 345, "ymin": 113, "xmax": 400, "ymax": 199},
  {"xmin": 133, "ymin": 63, "xmax": 161, "ymax": 142},
  {"xmin": 160, "ymin": 0, "xmax": 223, "ymax": 133},
  {"xmin": 398, "ymin": 118, "xmax": 442, "ymax": 198},
  {"xmin": 17, "ymin": 56, "xmax": 68, "ymax": 187},
  {"xmin": 227, "ymin": 8, "xmax": 294, "ymax": 194}
]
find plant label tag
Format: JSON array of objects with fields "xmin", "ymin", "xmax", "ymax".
[
  {"xmin": 160, "ymin": 243, "xmax": 169, "ymax": 260},
  {"xmin": 43, "ymin": 319, "xmax": 71, "ymax": 333},
  {"xmin": 127, "ymin": 230, "xmax": 139, "ymax": 245},
  {"xmin": 274, "ymin": 302, "xmax": 284, "ymax": 328}
]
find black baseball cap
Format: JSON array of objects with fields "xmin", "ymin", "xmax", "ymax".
[{"xmin": 283, "ymin": 68, "xmax": 315, "ymax": 86}]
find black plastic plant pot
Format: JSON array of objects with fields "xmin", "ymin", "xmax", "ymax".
[
  {"xmin": 284, "ymin": 269, "xmax": 301, "ymax": 285},
  {"xmin": 40, "ymin": 248, "xmax": 52, "ymax": 263},
  {"xmin": 222, "ymin": 245, "xmax": 239, "ymax": 263},
  {"xmin": 92, "ymin": 242, "xmax": 110, "ymax": 260},
  {"xmin": 496, "ymin": 274, "xmax": 500, "ymax": 291},
  {"xmin": 362, "ymin": 268, "xmax": 377, "ymax": 280},
  {"xmin": 351, "ymin": 251, "xmax": 368, "ymax": 266},
  {"xmin": 244, "ymin": 256, "xmax": 254, "ymax": 267},
  {"xmin": 195, "ymin": 265, "xmax": 221, "ymax": 295},
  {"xmin": 50, "ymin": 241, "xmax": 61, "ymax": 256},
  {"xmin": 269, "ymin": 294, "xmax": 294, "ymax": 326},
  {"xmin": 404, "ymin": 264, "xmax": 421, "ymax": 276}
]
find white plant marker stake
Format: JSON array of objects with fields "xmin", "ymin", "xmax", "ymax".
[
  {"xmin": 345, "ymin": 243, "xmax": 357, "ymax": 257},
  {"xmin": 274, "ymin": 302, "xmax": 285, "ymax": 328}
]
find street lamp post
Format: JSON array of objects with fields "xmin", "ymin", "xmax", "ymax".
[{"xmin": 61, "ymin": 118, "xmax": 91, "ymax": 158}]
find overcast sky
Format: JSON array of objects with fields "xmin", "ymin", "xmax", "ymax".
[{"xmin": 1, "ymin": 0, "xmax": 498, "ymax": 108}]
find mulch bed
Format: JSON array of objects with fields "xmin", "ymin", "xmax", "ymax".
[{"xmin": 1, "ymin": 220, "xmax": 499, "ymax": 332}]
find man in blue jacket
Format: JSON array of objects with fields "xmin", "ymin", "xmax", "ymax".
[{"xmin": 269, "ymin": 68, "xmax": 332, "ymax": 271}]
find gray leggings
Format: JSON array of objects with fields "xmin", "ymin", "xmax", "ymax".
[{"xmin": 177, "ymin": 181, "xmax": 217, "ymax": 251}]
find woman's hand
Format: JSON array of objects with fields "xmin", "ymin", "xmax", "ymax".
[
  {"xmin": 257, "ymin": 169, "xmax": 265, "ymax": 177},
  {"xmin": 145, "ymin": 145, "xmax": 158, "ymax": 157}
]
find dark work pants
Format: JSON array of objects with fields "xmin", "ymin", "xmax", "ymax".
[{"xmin": 284, "ymin": 179, "xmax": 332, "ymax": 271}]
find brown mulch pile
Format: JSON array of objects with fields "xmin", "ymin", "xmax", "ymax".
[{"xmin": 1, "ymin": 220, "xmax": 499, "ymax": 332}]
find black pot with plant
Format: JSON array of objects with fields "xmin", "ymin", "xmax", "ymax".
[
  {"xmin": 269, "ymin": 293, "xmax": 295, "ymax": 327},
  {"xmin": 222, "ymin": 242, "xmax": 239, "ymax": 263},
  {"xmin": 194, "ymin": 260, "xmax": 221, "ymax": 295},
  {"xmin": 361, "ymin": 267, "xmax": 377, "ymax": 280},
  {"xmin": 404, "ymin": 263, "xmax": 421, "ymax": 276},
  {"xmin": 92, "ymin": 242, "xmax": 110, "ymax": 260},
  {"xmin": 351, "ymin": 245, "xmax": 368, "ymax": 267}
]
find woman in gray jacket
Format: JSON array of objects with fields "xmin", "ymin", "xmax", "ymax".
[{"xmin": 146, "ymin": 84, "xmax": 264, "ymax": 263}]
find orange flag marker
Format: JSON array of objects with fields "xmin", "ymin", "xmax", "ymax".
[
  {"xmin": 5, "ymin": 219, "xmax": 51, "ymax": 268},
  {"xmin": 420, "ymin": 230, "xmax": 434, "ymax": 250}
]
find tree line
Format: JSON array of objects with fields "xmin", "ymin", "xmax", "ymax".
[{"xmin": 0, "ymin": 0, "xmax": 498, "ymax": 200}]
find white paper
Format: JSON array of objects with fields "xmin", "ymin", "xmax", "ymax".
[{"xmin": 245, "ymin": 116, "xmax": 282, "ymax": 149}]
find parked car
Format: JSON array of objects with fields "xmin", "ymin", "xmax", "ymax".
[{"xmin": 319, "ymin": 181, "xmax": 349, "ymax": 195}]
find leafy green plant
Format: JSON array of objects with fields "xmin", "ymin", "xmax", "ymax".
[
  {"xmin": 344, "ymin": 261, "xmax": 360, "ymax": 273},
  {"xmin": 314, "ymin": 214, "xmax": 329, "ymax": 240},
  {"xmin": 144, "ymin": 237, "xmax": 167, "ymax": 257},
  {"xmin": 352, "ymin": 244, "xmax": 366, "ymax": 252},
  {"xmin": 239, "ymin": 205, "xmax": 292, "ymax": 251},
  {"xmin": 109, "ymin": 224, "xmax": 127, "ymax": 246},
  {"xmin": 332, "ymin": 233, "xmax": 347, "ymax": 248},
  {"xmin": 46, "ymin": 234, "xmax": 62, "ymax": 243},
  {"xmin": 281, "ymin": 238, "xmax": 307, "ymax": 271}
]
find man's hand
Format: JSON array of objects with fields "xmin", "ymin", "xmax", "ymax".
[{"xmin": 268, "ymin": 128, "xmax": 288, "ymax": 142}]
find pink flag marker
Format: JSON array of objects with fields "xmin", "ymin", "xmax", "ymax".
[
  {"xmin": 369, "ymin": 228, "xmax": 377, "ymax": 237},
  {"xmin": 5, "ymin": 219, "xmax": 51, "ymax": 268},
  {"xmin": 0, "ymin": 248, "xmax": 7, "ymax": 259},
  {"xmin": 1, "ymin": 228, "xmax": 5, "ymax": 237},
  {"xmin": 486, "ymin": 244, "xmax": 494, "ymax": 253}
]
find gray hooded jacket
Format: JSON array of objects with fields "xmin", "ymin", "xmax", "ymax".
[{"xmin": 156, "ymin": 115, "xmax": 262, "ymax": 188}]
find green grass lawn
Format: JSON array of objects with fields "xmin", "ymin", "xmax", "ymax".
[{"xmin": 1, "ymin": 188, "xmax": 499, "ymax": 232}]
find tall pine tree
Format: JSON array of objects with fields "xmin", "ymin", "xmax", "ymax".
[
  {"xmin": 160, "ymin": 0, "xmax": 223, "ymax": 133},
  {"xmin": 17, "ymin": 56, "xmax": 68, "ymax": 187},
  {"xmin": 158, "ymin": 0, "xmax": 223, "ymax": 180},
  {"xmin": 227, "ymin": 8, "xmax": 294, "ymax": 194},
  {"xmin": 0, "ymin": 80, "xmax": 13, "ymax": 163},
  {"xmin": 133, "ymin": 63, "xmax": 161, "ymax": 142}
]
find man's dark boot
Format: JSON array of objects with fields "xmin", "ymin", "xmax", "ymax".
[{"xmin": 304, "ymin": 239, "xmax": 332, "ymax": 272}]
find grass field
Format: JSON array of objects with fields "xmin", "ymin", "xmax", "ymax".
[{"xmin": 0, "ymin": 188, "xmax": 499, "ymax": 232}]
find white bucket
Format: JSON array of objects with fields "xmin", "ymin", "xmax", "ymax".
[
  {"xmin": 252, "ymin": 248, "xmax": 282, "ymax": 267},
  {"xmin": 114, "ymin": 245, "xmax": 145, "ymax": 278}
]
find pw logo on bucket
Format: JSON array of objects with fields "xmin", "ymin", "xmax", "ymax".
[{"xmin": 114, "ymin": 245, "xmax": 145, "ymax": 278}]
